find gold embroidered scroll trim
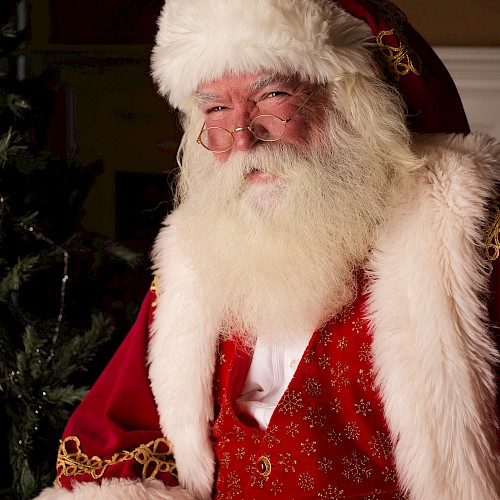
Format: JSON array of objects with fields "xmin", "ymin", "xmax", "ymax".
[
  {"xmin": 484, "ymin": 198, "xmax": 500, "ymax": 275},
  {"xmin": 55, "ymin": 436, "xmax": 177, "ymax": 486},
  {"xmin": 150, "ymin": 275, "xmax": 160, "ymax": 307},
  {"xmin": 368, "ymin": 0, "xmax": 422, "ymax": 80}
]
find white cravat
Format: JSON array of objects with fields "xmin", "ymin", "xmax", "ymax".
[{"xmin": 235, "ymin": 335, "xmax": 311, "ymax": 431}]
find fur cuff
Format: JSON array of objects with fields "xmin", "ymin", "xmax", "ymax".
[{"xmin": 34, "ymin": 479, "xmax": 196, "ymax": 500}]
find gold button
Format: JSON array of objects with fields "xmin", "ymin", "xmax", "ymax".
[{"xmin": 256, "ymin": 455, "xmax": 271, "ymax": 477}]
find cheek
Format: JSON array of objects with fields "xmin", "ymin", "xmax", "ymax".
[{"xmin": 283, "ymin": 119, "xmax": 312, "ymax": 148}]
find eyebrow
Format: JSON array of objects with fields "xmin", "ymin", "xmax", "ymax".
[
  {"xmin": 193, "ymin": 74, "xmax": 298, "ymax": 104},
  {"xmin": 193, "ymin": 91, "xmax": 221, "ymax": 104},
  {"xmin": 248, "ymin": 73, "xmax": 286, "ymax": 90},
  {"xmin": 248, "ymin": 73, "xmax": 291, "ymax": 90}
]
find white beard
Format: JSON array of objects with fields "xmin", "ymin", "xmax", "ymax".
[{"xmin": 174, "ymin": 110, "xmax": 415, "ymax": 348}]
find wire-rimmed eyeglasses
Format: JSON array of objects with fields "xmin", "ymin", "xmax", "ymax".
[{"xmin": 196, "ymin": 87, "xmax": 318, "ymax": 153}]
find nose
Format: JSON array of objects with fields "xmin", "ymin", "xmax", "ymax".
[
  {"xmin": 232, "ymin": 126, "xmax": 259, "ymax": 151},
  {"xmin": 231, "ymin": 106, "xmax": 259, "ymax": 152}
]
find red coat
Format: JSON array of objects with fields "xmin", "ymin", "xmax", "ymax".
[
  {"xmin": 40, "ymin": 132, "xmax": 500, "ymax": 500},
  {"xmin": 56, "ymin": 286, "xmax": 407, "ymax": 498}
]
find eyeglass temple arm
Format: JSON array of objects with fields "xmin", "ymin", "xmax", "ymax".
[
  {"xmin": 285, "ymin": 86, "xmax": 318, "ymax": 123},
  {"xmin": 196, "ymin": 122, "xmax": 206, "ymax": 144}
]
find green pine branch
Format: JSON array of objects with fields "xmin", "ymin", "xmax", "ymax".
[
  {"xmin": 0, "ymin": 255, "xmax": 39, "ymax": 299},
  {"xmin": 2, "ymin": 314, "xmax": 114, "ymax": 499}
]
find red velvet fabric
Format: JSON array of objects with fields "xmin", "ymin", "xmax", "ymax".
[
  {"xmin": 58, "ymin": 290, "xmax": 179, "ymax": 489},
  {"xmin": 213, "ymin": 292, "xmax": 403, "ymax": 498},
  {"xmin": 334, "ymin": 0, "xmax": 470, "ymax": 134},
  {"xmin": 56, "ymin": 273, "xmax": 500, "ymax": 494}
]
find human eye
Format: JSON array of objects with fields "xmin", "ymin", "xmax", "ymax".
[
  {"xmin": 205, "ymin": 105, "xmax": 227, "ymax": 114},
  {"xmin": 263, "ymin": 90, "xmax": 290, "ymax": 100}
]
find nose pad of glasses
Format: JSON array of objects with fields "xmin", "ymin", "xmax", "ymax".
[{"xmin": 233, "ymin": 127, "xmax": 259, "ymax": 151}]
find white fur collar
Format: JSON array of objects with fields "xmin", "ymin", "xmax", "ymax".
[
  {"xmin": 365, "ymin": 132, "xmax": 500, "ymax": 499},
  {"xmin": 149, "ymin": 132, "xmax": 500, "ymax": 499}
]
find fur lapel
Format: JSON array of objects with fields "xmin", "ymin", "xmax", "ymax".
[
  {"xmin": 149, "ymin": 132, "xmax": 500, "ymax": 499},
  {"xmin": 366, "ymin": 132, "xmax": 500, "ymax": 499},
  {"xmin": 149, "ymin": 212, "xmax": 219, "ymax": 500}
]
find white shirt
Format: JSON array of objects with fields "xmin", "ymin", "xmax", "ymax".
[{"xmin": 235, "ymin": 335, "xmax": 311, "ymax": 431}]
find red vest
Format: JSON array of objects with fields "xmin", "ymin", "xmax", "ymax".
[{"xmin": 213, "ymin": 292, "xmax": 406, "ymax": 498}]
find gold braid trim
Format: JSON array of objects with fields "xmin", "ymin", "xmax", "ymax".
[
  {"xmin": 368, "ymin": 0, "xmax": 422, "ymax": 80},
  {"xmin": 55, "ymin": 436, "xmax": 177, "ymax": 486},
  {"xmin": 484, "ymin": 198, "xmax": 500, "ymax": 275},
  {"xmin": 150, "ymin": 275, "xmax": 160, "ymax": 307}
]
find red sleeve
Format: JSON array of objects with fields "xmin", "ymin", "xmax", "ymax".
[{"xmin": 56, "ymin": 287, "xmax": 179, "ymax": 490}]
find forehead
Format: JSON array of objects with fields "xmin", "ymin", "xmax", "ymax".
[{"xmin": 195, "ymin": 72, "xmax": 303, "ymax": 99}]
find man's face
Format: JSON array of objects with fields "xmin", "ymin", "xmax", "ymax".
[
  {"xmin": 195, "ymin": 72, "xmax": 318, "ymax": 169},
  {"xmin": 179, "ymin": 72, "xmax": 415, "ymax": 345}
]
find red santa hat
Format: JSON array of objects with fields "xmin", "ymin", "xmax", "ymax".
[{"xmin": 151, "ymin": 0, "xmax": 469, "ymax": 134}]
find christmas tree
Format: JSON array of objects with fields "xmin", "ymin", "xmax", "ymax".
[{"xmin": 0, "ymin": 3, "xmax": 147, "ymax": 498}]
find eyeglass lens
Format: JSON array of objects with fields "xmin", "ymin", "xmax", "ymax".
[{"xmin": 199, "ymin": 115, "xmax": 286, "ymax": 151}]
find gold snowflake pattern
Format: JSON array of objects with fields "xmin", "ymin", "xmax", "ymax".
[
  {"xmin": 303, "ymin": 406, "xmax": 327, "ymax": 429},
  {"xmin": 278, "ymin": 389, "xmax": 303, "ymax": 416},
  {"xmin": 327, "ymin": 428, "xmax": 343, "ymax": 445},
  {"xmin": 330, "ymin": 361, "xmax": 350, "ymax": 391},
  {"xmin": 319, "ymin": 328, "xmax": 333, "ymax": 345},
  {"xmin": 251, "ymin": 475, "xmax": 268, "ymax": 489},
  {"xmin": 270, "ymin": 479, "xmax": 284, "ymax": 495},
  {"xmin": 277, "ymin": 452, "xmax": 297, "ymax": 473},
  {"xmin": 235, "ymin": 447, "xmax": 245, "ymax": 460},
  {"xmin": 304, "ymin": 378, "xmax": 323, "ymax": 397},
  {"xmin": 304, "ymin": 348, "xmax": 316, "ymax": 364},
  {"xmin": 300, "ymin": 439, "xmax": 317, "ymax": 456},
  {"xmin": 220, "ymin": 451, "xmax": 231, "ymax": 468},
  {"xmin": 264, "ymin": 425, "xmax": 281, "ymax": 449},
  {"xmin": 357, "ymin": 368, "xmax": 374, "ymax": 392},
  {"xmin": 318, "ymin": 457, "xmax": 333, "ymax": 473},
  {"xmin": 318, "ymin": 354, "xmax": 331, "ymax": 369},
  {"xmin": 298, "ymin": 471, "xmax": 315, "ymax": 491},
  {"xmin": 251, "ymin": 433, "xmax": 261, "ymax": 444},
  {"xmin": 345, "ymin": 421, "xmax": 361, "ymax": 441},
  {"xmin": 245, "ymin": 454, "xmax": 256, "ymax": 474},
  {"xmin": 364, "ymin": 489, "xmax": 383, "ymax": 499},
  {"xmin": 285, "ymin": 421, "xmax": 300, "ymax": 437},
  {"xmin": 337, "ymin": 336, "xmax": 348, "ymax": 350},
  {"xmin": 369, "ymin": 431, "xmax": 393, "ymax": 460},
  {"xmin": 234, "ymin": 428, "xmax": 245, "ymax": 442},
  {"xmin": 330, "ymin": 398, "xmax": 343, "ymax": 413},
  {"xmin": 336, "ymin": 304, "xmax": 354, "ymax": 324},
  {"xmin": 358, "ymin": 342, "xmax": 372, "ymax": 362},
  {"xmin": 318, "ymin": 484, "xmax": 345, "ymax": 499},
  {"xmin": 351, "ymin": 318, "xmax": 364, "ymax": 334},
  {"xmin": 213, "ymin": 419, "xmax": 223, "ymax": 436},
  {"xmin": 382, "ymin": 466, "xmax": 398, "ymax": 483},
  {"xmin": 217, "ymin": 436, "xmax": 230, "ymax": 449},
  {"xmin": 354, "ymin": 399, "xmax": 373, "ymax": 417},
  {"xmin": 342, "ymin": 452, "xmax": 372, "ymax": 483},
  {"xmin": 225, "ymin": 471, "xmax": 242, "ymax": 498}
]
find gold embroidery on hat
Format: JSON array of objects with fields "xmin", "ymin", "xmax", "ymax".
[
  {"xmin": 484, "ymin": 198, "xmax": 500, "ymax": 274},
  {"xmin": 55, "ymin": 436, "xmax": 177, "ymax": 486},
  {"xmin": 368, "ymin": 0, "xmax": 422, "ymax": 80}
]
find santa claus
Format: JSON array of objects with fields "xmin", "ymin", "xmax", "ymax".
[{"xmin": 37, "ymin": 0, "xmax": 500, "ymax": 499}]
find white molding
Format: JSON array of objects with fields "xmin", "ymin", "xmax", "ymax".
[{"xmin": 433, "ymin": 47, "xmax": 500, "ymax": 138}]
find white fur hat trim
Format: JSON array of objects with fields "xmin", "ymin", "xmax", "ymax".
[{"xmin": 151, "ymin": 0, "xmax": 377, "ymax": 111}]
